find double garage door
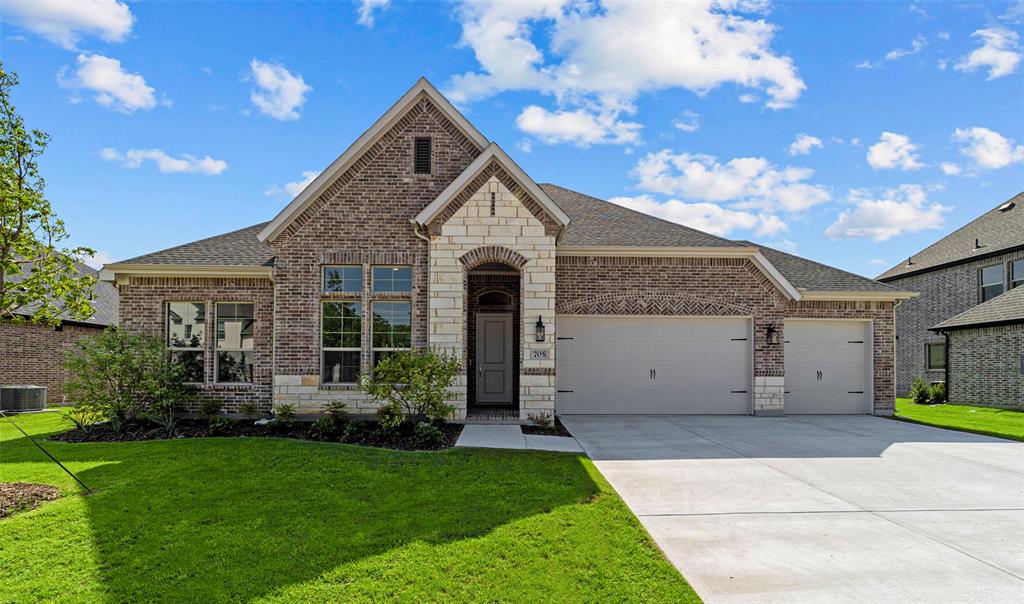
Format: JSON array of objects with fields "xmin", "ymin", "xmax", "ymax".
[{"xmin": 555, "ymin": 316, "xmax": 870, "ymax": 415}]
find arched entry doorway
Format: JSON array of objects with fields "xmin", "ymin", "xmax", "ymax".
[{"xmin": 466, "ymin": 262, "xmax": 520, "ymax": 418}]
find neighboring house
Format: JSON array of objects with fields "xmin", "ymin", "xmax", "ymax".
[
  {"xmin": 877, "ymin": 194, "xmax": 1024, "ymax": 396},
  {"xmin": 100, "ymin": 78, "xmax": 914, "ymax": 421},
  {"xmin": 1, "ymin": 262, "xmax": 119, "ymax": 404},
  {"xmin": 931, "ymin": 286, "xmax": 1024, "ymax": 407}
]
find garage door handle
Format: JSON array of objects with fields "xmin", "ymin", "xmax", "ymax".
[
  {"xmin": 848, "ymin": 340, "xmax": 864, "ymax": 344},
  {"xmin": 731, "ymin": 337, "xmax": 747, "ymax": 341},
  {"xmin": 848, "ymin": 391, "xmax": 864, "ymax": 394},
  {"xmin": 557, "ymin": 390, "xmax": 574, "ymax": 393},
  {"xmin": 557, "ymin": 336, "xmax": 574, "ymax": 340},
  {"xmin": 731, "ymin": 390, "xmax": 747, "ymax": 394}
]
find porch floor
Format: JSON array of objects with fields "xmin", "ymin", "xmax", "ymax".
[{"xmin": 464, "ymin": 406, "xmax": 523, "ymax": 423}]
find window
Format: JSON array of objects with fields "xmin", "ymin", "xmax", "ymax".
[
  {"xmin": 979, "ymin": 263, "xmax": 1005, "ymax": 302},
  {"xmin": 925, "ymin": 342, "xmax": 945, "ymax": 370},
  {"xmin": 372, "ymin": 266, "xmax": 412, "ymax": 293},
  {"xmin": 413, "ymin": 137, "xmax": 431, "ymax": 174},
  {"xmin": 323, "ymin": 265, "xmax": 362, "ymax": 293},
  {"xmin": 215, "ymin": 303, "xmax": 255, "ymax": 383},
  {"xmin": 371, "ymin": 301, "xmax": 411, "ymax": 367},
  {"xmin": 167, "ymin": 302, "xmax": 205, "ymax": 382},
  {"xmin": 478, "ymin": 290, "xmax": 512, "ymax": 306},
  {"xmin": 1012, "ymin": 260, "xmax": 1024, "ymax": 290},
  {"xmin": 322, "ymin": 301, "xmax": 362, "ymax": 384}
]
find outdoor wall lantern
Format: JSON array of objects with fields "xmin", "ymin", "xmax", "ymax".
[
  {"xmin": 766, "ymin": 323, "xmax": 780, "ymax": 345},
  {"xmin": 535, "ymin": 315, "xmax": 546, "ymax": 342}
]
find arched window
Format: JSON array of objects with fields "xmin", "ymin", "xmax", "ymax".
[{"xmin": 478, "ymin": 291, "xmax": 512, "ymax": 306}]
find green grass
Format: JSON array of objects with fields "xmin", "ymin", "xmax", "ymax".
[
  {"xmin": 894, "ymin": 398, "xmax": 1024, "ymax": 442},
  {"xmin": 0, "ymin": 412, "xmax": 697, "ymax": 603}
]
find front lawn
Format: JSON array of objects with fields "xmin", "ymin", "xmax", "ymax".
[
  {"xmin": 894, "ymin": 398, "xmax": 1024, "ymax": 442},
  {"xmin": 0, "ymin": 412, "xmax": 698, "ymax": 603}
]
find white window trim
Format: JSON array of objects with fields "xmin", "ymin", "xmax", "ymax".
[
  {"xmin": 214, "ymin": 302, "xmax": 255, "ymax": 385},
  {"xmin": 322, "ymin": 264, "xmax": 363, "ymax": 294},
  {"xmin": 371, "ymin": 264, "xmax": 413, "ymax": 294},
  {"xmin": 167, "ymin": 301, "xmax": 206, "ymax": 384},
  {"xmin": 321, "ymin": 300, "xmax": 363, "ymax": 385}
]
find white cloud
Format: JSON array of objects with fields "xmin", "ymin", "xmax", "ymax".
[
  {"xmin": 868, "ymin": 258, "xmax": 887, "ymax": 265},
  {"xmin": 609, "ymin": 194, "xmax": 786, "ymax": 237},
  {"xmin": 825, "ymin": 185, "xmax": 950, "ymax": 241},
  {"xmin": 855, "ymin": 60, "xmax": 874, "ymax": 69},
  {"xmin": 788, "ymin": 133, "xmax": 823, "ymax": 156},
  {"xmin": 0, "ymin": 0, "xmax": 133, "ymax": 49},
  {"xmin": 515, "ymin": 105, "xmax": 641, "ymax": 146},
  {"xmin": 866, "ymin": 132, "xmax": 924, "ymax": 170},
  {"xmin": 672, "ymin": 110, "xmax": 700, "ymax": 133},
  {"xmin": 1003, "ymin": 0, "xmax": 1024, "ymax": 23},
  {"xmin": 80, "ymin": 250, "xmax": 116, "ymax": 270},
  {"xmin": 632, "ymin": 150, "xmax": 830, "ymax": 213},
  {"xmin": 57, "ymin": 54, "xmax": 156, "ymax": 113},
  {"xmin": 357, "ymin": 0, "xmax": 390, "ymax": 27},
  {"xmin": 953, "ymin": 127, "xmax": 1024, "ymax": 170},
  {"xmin": 766, "ymin": 238, "xmax": 798, "ymax": 252},
  {"xmin": 738, "ymin": 93, "xmax": 758, "ymax": 103},
  {"xmin": 884, "ymin": 35, "xmax": 927, "ymax": 61},
  {"xmin": 265, "ymin": 170, "xmax": 321, "ymax": 198},
  {"xmin": 248, "ymin": 59, "xmax": 312, "ymax": 121},
  {"xmin": 447, "ymin": 0, "xmax": 804, "ymax": 146},
  {"xmin": 937, "ymin": 31, "xmax": 950, "ymax": 41},
  {"xmin": 955, "ymin": 28, "xmax": 1022, "ymax": 79},
  {"xmin": 940, "ymin": 162, "xmax": 961, "ymax": 175},
  {"xmin": 100, "ymin": 148, "xmax": 228, "ymax": 175}
]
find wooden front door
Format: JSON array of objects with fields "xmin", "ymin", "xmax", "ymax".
[{"xmin": 475, "ymin": 313, "xmax": 513, "ymax": 404}]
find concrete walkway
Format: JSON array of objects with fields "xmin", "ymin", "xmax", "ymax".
[
  {"xmin": 562, "ymin": 414, "xmax": 1024, "ymax": 604},
  {"xmin": 455, "ymin": 424, "xmax": 584, "ymax": 453}
]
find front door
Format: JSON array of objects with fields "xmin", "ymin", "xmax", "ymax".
[{"xmin": 476, "ymin": 313, "xmax": 513, "ymax": 404}]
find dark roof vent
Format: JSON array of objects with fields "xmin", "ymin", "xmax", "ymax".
[
  {"xmin": 413, "ymin": 137, "xmax": 431, "ymax": 174},
  {"xmin": 906, "ymin": 256, "xmax": 914, "ymax": 267},
  {"xmin": 998, "ymin": 201, "xmax": 1015, "ymax": 212},
  {"xmin": 974, "ymin": 238, "xmax": 985, "ymax": 250}
]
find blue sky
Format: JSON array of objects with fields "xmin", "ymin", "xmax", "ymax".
[{"xmin": 1, "ymin": 0, "xmax": 1022, "ymax": 277}]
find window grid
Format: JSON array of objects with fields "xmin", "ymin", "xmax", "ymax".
[
  {"xmin": 979, "ymin": 263, "xmax": 1005, "ymax": 302},
  {"xmin": 215, "ymin": 302, "xmax": 255, "ymax": 384},
  {"xmin": 925, "ymin": 342, "xmax": 945, "ymax": 370},
  {"xmin": 372, "ymin": 265, "xmax": 412, "ymax": 293},
  {"xmin": 371, "ymin": 301, "xmax": 412, "ymax": 368},
  {"xmin": 167, "ymin": 301, "xmax": 206, "ymax": 383},
  {"xmin": 323, "ymin": 265, "xmax": 363, "ymax": 294},
  {"xmin": 322, "ymin": 301, "xmax": 363, "ymax": 384}
]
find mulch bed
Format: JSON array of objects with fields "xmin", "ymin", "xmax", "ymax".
[
  {"xmin": 0, "ymin": 482, "xmax": 61, "ymax": 519},
  {"xmin": 50, "ymin": 419, "xmax": 463, "ymax": 452},
  {"xmin": 521, "ymin": 417, "xmax": 573, "ymax": 438}
]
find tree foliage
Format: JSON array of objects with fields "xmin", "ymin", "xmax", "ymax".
[
  {"xmin": 0, "ymin": 61, "xmax": 95, "ymax": 325},
  {"xmin": 360, "ymin": 349, "xmax": 460, "ymax": 421}
]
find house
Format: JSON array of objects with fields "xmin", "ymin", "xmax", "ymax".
[
  {"xmin": 1, "ymin": 262, "xmax": 119, "ymax": 404},
  {"xmin": 930, "ymin": 285, "xmax": 1024, "ymax": 407},
  {"xmin": 877, "ymin": 193, "xmax": 1024, "ymax": 397},
  {"xmin": 100, "ymin": 78, "xmax": 915, "ymax": 421}
]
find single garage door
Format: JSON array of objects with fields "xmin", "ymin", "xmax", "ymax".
[
  {"xmin": 784, "ymin": 320, "xmax": 870, "ymax": 414},
  {"xmin": 556, "ymin": 316, "xmax": 751, "ymax": 414}
]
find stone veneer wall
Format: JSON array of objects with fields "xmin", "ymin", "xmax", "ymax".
[
  {"xmin": 947, "ymin": 323, "xmax": 1024, "ymax": 408},
  {"xmin": 555, "ymin": 256, "xmax": 896, "ymax": 414},
  {"xmin": 0, "ymin": 320, "xmax": 106, "ymax": 404},
  {"xmin": 429, "ymin": 176, "xmax": 557, "ymax": 420},
  {"xmin": 117, "ymin": 276, "xmax": 274, "ymax": 412},
  {"xmin": 884, "ymin": 249, "xmax": 1024, "ymax": 396}
]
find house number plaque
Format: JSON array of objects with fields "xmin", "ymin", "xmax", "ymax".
[{"xmin": 531, "ymin": 349, "xmax": 549, "ymax": 360}]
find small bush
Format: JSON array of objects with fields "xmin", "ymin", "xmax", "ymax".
[
  {"xmin": 208, "ymin": 416, "xmax": 235, "ymax": 436},
  {"xmin": 909, "ymin": 377, "xmax": 931, "ymax": 404},
  {"xmin": 928, "ymin": 382, "xmax": 946, "ymax": 404},
  {"xmin": 64, "ymin": 405, "xmax": 102, "ymax": 434},
  {"xmin": 341, "ymin": 421, "xmax": 368, "ymax": 443},
  {"xmin": 146, "ymin": 399, "xmax": 181, "ymax": 438},
  {"xmin": 376, "ymin": 402, "xmax": 404, "ymax": 434},
  {"xmin": 310, "ymin": 402, "xmax": 351, "ymax": 441},
  {"xmin": 528, "ymin": 412, "xmax": 553, "ymax": 428},
  {"xmin": 273, "ymin": 404, "xmax": 296, "ymax": 423},
  {"xmin": 199, "ymin": 399, "xmax": 223, "ymax": 420},
  {"xmin": 238, "ymin": 402, "xmax": 261, "ymax": 421},
  {"xmin": 414, "ymin": 421, "xmax": 444, "ymax": 448},
  {"xmin": 360, "ymin": 349, "xmax": 459, "ymax": 421}
]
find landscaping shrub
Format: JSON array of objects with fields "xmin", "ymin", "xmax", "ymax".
[
  {"xmin": 528, "ymin": 412, "xmax": 553, "ymax": 428},
  {"xmin": 238, "ymin": 402, "xmax": 261, "ymax": 421},
  {"xmin": 360, "ymin": 349, "xmax": 459, "ymax": 422},
  {"xmin": 341, "ymin": 421, "xmax": 369, "ymax": 443},
  {"xmin": 928, "ymin": 382, "xmax": 946, "ymax": 404},
  {"xmin": 375, "ymin": 402, "xmax": 405, "ymax": 435},
  {"xmin": 208, "ymin": 416, "xmax": 234, "ymax": 436},
  {"xmin": 199, "ymin": 399, "xmax": 223, "ymax": 421},
  {"xmin": 909, "ymin": 377, "xmax": 931, "ymax": 405},
  {"xmin": 63, "ymin": 405, "xmax": 102, "ymax": 434},
  {"xmin": 146, "ymin": 399, "xmax": 181, "ymax": 438},
  {"xmin": 414, "ymin": 421, "xmax": 444, "ymax": 448},
  {"xmin": 309, "ymin": 402, "xmax": 350, "ymax": 441},
  {"xmin": 64, "ymin": 328, "xmax": 196, "ymax": 435},
  {"xmin": 270, "ymin": 404, "xmax": 296, "ymax": 433}
]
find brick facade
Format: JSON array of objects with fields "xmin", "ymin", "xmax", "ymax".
[
  {"xmin": 117, "ymin": 276, "xmax": 274, "ymax": 412},
  {"xmin": 885, "ymin": 249, "xmax": 1024, "ymax": 396},
  {"xmin": 0, "ymin": 320, "xmax": 105, "ymax": 404},
  {"xmin": 946, "ymin": 324, "xmax": 1024, "ymax": 408}
]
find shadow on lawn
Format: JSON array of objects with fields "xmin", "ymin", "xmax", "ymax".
[{"xmin": 4, "ymin": 429, "xmax": 599, "ymax": 601}]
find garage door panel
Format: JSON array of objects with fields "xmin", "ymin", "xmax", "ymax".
[
  {"xmin": 556, "ymin": 316, "xmax": 751, "ymax": 415},
  {"xmin": 784, "ymin": 320, "xmax": 869, "ymax": 414}
]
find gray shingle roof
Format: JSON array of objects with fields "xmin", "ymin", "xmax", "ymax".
[
  {"xmin": 9, "ymin": 261, "xmax": 118, "ymax": 327},
  {"xmin": 737, "ymin": 241, "xmax": 900, "ymax": 293},
  {"xmin": 932, "ymin": 285, "xmax": 1024, "ymax": 330},
  {"xmin": 878, "ymin": 191, "xmax": 1024, "ymax": 281},
  {"xmin": 116, "ymin": 222, "xmax": 275, "ymax": 267},
  {"xmin": 541, "ymin": 183, "xmax": 741, "ymax": 248}
]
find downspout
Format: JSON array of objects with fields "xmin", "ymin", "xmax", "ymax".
[
  {"xmin": 943, "ymin": 329, "xmax": 951, "ymax": 403},
  {"xmin": 410, "ymin": 220, "xmax": 430, "ymax": 243}
]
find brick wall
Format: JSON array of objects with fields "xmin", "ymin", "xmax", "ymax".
[
  {"xmin": 947, "ymin": 323, "xmax": 1024, "ymax": 408},
  {"xmin": 118, "ymin": 276, "xmax": 274, "ymax": 412},
  {"xmin": 0, "ymin": 320, "xmax": 105, "ymax": 403},
  {"xmin": 885, "ymin": 249, "xmax": 1024, "ymax": 395},
  {"xmin": 556, "ymin": 255, "xmax": 896, "ymax": 414}
]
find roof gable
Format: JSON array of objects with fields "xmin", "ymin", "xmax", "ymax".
[
  {"xmin": 258, "ymin": 78, "xmax": 489, "ymax": 243},
  {"xmin": 878, "ymin": 191, "xmax": 1024, "ymax": 281},
  {"xmin": 933, "ymin": 285, "xmax": 1024, "ymax": 330}
]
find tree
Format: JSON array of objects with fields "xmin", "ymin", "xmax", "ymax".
[
  {"xmin": 0, "ymin": 61, "xmax": 95, "ymax": 325},
  {"xmin": 360, "ymin": 349, "xmax": 460, "ymax": 422}
]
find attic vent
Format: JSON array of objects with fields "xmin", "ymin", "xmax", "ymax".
[
  {"xmin": 975, "ymin": 238, "xmax": 985, "ymax": 250},
  {"xmin": 906, "ymin": 256, "xmax": 914, "ymax": 267},
  {"xmin": 413, "ymin": 137, "xmax": 431, "ymax": 174},
  {"xmin": 998, "ymin": 201, "xmax": 1015, "ymax": 212}
]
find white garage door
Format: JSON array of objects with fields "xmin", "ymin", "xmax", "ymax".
[
  {"xmin": 556, "ymin": 316, "xmax": 751, "ymax": 414},
  {"xmin": 784, "ymin": 320, "xmax": 870, "ymax": 414}
]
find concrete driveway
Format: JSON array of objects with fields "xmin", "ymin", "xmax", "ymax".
[{"xmin": 560, "ymin": 415, "xmax": 1024, "ymax": 604}]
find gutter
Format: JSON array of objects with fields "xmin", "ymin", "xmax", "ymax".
[
  {"xmin": 99, "ymin": 263, "xmax": 275, "ymax": 283},
  {"xmin": 878, "ymin": 242, "xmax": 1024, "ymax": 283}
]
